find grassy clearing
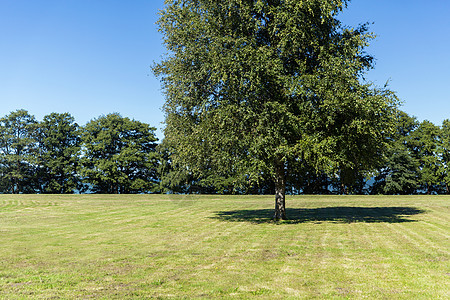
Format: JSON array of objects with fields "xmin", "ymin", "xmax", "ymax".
[{"xmin": 0, "ymin": 194, "xmax": 448, "ymax": 299}]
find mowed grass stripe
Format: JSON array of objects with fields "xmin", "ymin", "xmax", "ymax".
[
  {"xmin": 420, "ymin": 217, "xmax": 449, "ymax": 240},
  {"xmin": 0, "ymin": 195, "xmax": 448, "ymax": 299},
  {"xmin": 395, "ymin": 222, "xmax": 449, "ymax": 257},
  {"xmin": 388, "ymin": 222, "xmax": 444, "ymax": 255},
  {"xmin": 385, "ymin": 223, "xmax": 446, "ymax": 298}
]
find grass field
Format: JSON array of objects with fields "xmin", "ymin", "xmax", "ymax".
[{"xmin": 0, "ymin": 194, "xmax": 448, "ymax": 299}]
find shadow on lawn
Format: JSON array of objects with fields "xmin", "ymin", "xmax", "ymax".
[{"xmin": 212, "ymin": 207, "xmax": 425, "ymax": 224}]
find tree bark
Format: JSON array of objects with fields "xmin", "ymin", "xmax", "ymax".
[{"xmin": 274, "ymin": 163, "xmax": 287, "ymax": 221}]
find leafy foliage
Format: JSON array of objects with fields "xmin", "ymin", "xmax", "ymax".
[
  {"xmin": 440, "ymin": 119, "xmax": 450, "ymax": 193},
  {"xmin": 371, "ymin": 111, "xmax": 420, "ymax": 195},
  {"xmin": 409, "ymin": 120, "xmax": 442, "ymax": 194},
  {"xmin": 155, "ymin": 0, "xmax": 399, "ymax": 217},
  {"xmin": 80, "ymin": 113, "xmax": 159, "ymax": 194},
  {"xmin": 0, "ymin": 110, "xmax": 38, "ymax": 193},
  {"xmin": 36, "ymin": 113, "xmax": 82, "ymax": 193}
]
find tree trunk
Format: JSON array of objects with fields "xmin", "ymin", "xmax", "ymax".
[
  {"xmin": 341, "ymin": 183, "xmax": 347, "ymax": 195},
  {"xmin": 12, "ymin": 178, "xmax": 17, "ymax": 194},
  {"xmin": 274, "ymin": 163, "xmax": 287, "ymax": 221},
  {"xmin": 323, "ymin": 174, "xmax": 329, "ymax": 194}
]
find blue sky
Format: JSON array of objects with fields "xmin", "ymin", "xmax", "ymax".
[{"xmin": 1, "ymin": 0, "xmax": 449, "ymax": 140}]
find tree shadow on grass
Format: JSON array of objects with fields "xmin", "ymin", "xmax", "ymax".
[{"xmin": 212, "ymin": 207, "xmax": 425, "ymax": 224}]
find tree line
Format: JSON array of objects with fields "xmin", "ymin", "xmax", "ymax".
[
  {"xmin": 1, "ymin": 109, "xmax": 449, "ymax": 195},
  {"xmin": 0, "ymin": 110, "xmax": 158, "ymax": 194}
]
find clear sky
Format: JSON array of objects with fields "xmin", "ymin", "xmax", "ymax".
[{"xmin": 1, "ymin": 0, "xmax": 449, "ymax": 140}]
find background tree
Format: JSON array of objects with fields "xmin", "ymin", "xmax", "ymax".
[
  {"xmin": 371, "ymin": 111, "xmax": 420, "ymax": 195},
  {"xmin": 155, "ymin": 0, "xmax": 398, "ymax": 219},
  {"xmin": 0, "ymin": 110, "xmax": 38, "ymax": 193},
  {"xmin": 158, "ymin": 140, "xmax": 258, "ymax": 194},
  {"xmin": 331, "ymin": 167, "xmax": 368, "ymax": 195},
  {"xmin": 36, "ymin": 112, "xmax": 81, "ymax": 193},
  {"xmin": 287, "ymin": 163, "xmax": 331, "ymax": 195},
  {"xmin": 80, "ymin": 113, "xmax": 159, "ymax": 194},
  {"xmin": 440, "ymin": 119, "xmax": 450, "ymax": 193},
  {"xmin": 372, "ymin": 143, "xmax": 420, "ymax": 194},
  {"xmin": 409, "ymin": 120, "xmax": 442, "ymax": 194},
  {"xmin": 157, "ymin": 141, "xmax": 212, "ymax": 194}
]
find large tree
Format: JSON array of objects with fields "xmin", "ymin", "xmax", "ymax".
[
  {"xmin": 409, "ymin": 120, "xmax": 442, "ymax": 194},
  {"xmin": 155, "ymin": 0, "xmax": 398, "ymax": 219},
  {"xmin": 80, "ymin": 113, "xmax": 159, "ymax": 194},
  {"xmin": 371, "ymin": 111, "xmax": 420, "ymax": 195},
  {"xmin": 440, "ymin": 119, "xmax": 450, "ymax": 193},
  {"xmin": 0, "ymin": 110, "xmax": 38, "ymax": 193},
  {"xmin": 36, "ymin": 112, "xmax": 81, "ymax": 193}
]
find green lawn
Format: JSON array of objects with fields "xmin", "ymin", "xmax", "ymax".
[{"xmin": 0, "ymin": 194, "xmax": 448, "ymax": 299}]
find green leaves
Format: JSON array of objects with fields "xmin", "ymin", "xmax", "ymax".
[
  {"xmin": 0, "ymin": 111, "xmax": 160, "ymax": 194},
  {"xmin": 155, "ymin": 0, "xmax": 399, "ymax": 195},
  {"xmin": 37, "ymin": 112, "xmax": 81, "ymax": 194},
  {"xmin": 0, "ymin": 110, "xmax": 39, "ymax": 193},
  {"xmin": 409, "ymin": 120, "xmax": 443, "ymax": 194},
  {"xmin": 80, "ymin": 113, "xmax": 159, "ymax": 194}
]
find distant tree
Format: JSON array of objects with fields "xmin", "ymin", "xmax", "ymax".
[
  {"xmin": 331, "ymin": 167, "xmax": 368, "ymax": 195},
  {"xmin": 158, "ymin": 140, "xmax": 246, "ymax": 194},
  {"xmin": 80, "ymin": 113, "xmax": 159, "ymax": 194},
  {"xmin": 155, "ymin": 0, "xmax": 398, "ymax": 219},
  {"xmin": 0, "ymin": 110, "xmax": 38, "ymax": 193},
  {"xmin": 372, "ymin": 143, "xmax": 420, "ymax": 195},
  {"xmin": 438, "ymin": 119, "xmax": 450, "ymax": 193},
  {"xmin": 409, "ymin": 120, "xmax": 442, "ymax": 194},
  {"xmin": 157, "ymin": 141, "xmax": 206, "ymax": 194},
  {"xmin": 287, "ymin": 163, "xmax": 331, "ymax": 195},
  {"xmin": 371, "ymin": 111, "xmax": 420, "ymax": 195},
  {"xmin": 36, "ymin": 113, "xmax": 81, "ymax": 193}
]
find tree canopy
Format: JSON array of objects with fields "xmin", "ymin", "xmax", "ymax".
[
  {"xmin": 0, "ymin": 110, "xmax": 159, "ymax": 195},
  {"xmin": 155, "ymin": 0, "xmax": 399, "ymax": 219},
  {"xmin": 80, "ymin": 113, "xmax": 159, "ymax": 194},
  {"xmin": 0, "ymin": 110, "xmax": 38, "ymax": 193},
  {"xmin": 36, "ymin": 112, "xmax": 82, "ymax": 194}
]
